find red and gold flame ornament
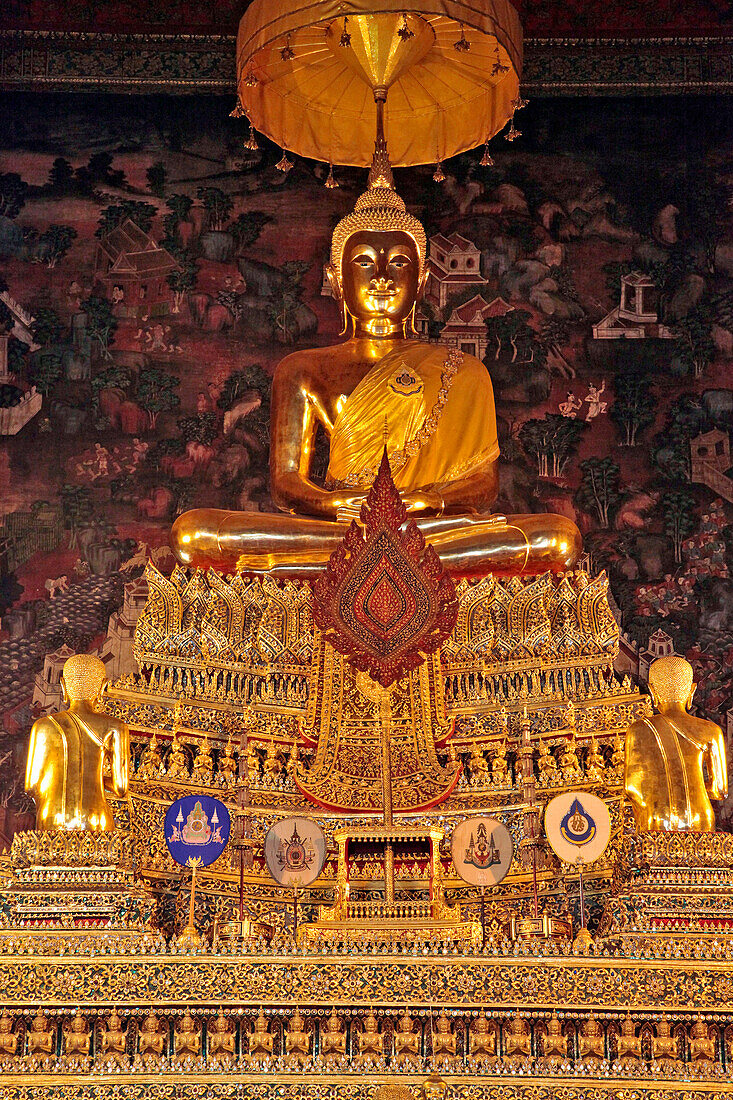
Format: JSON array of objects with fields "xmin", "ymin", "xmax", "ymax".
[{"xmin": 313, "ymin": 450, "xmax": 458, "ymax": 687}]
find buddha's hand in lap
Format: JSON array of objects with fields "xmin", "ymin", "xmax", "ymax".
[{"xmin": 335, "ymin": 488, "xmax": 444, "ymax": 524}]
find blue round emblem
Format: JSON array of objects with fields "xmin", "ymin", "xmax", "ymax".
[{"xmin": 164, "ymin": 795, "xmax": 231, "ymax": 867}]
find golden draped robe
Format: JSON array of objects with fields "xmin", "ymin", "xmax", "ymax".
[
  {"xmin": 326, "ymin": 342, "xmax": 499, "ymax": 491},
  {"xmin": 625, "ymin": 713, "xmax": 725, "ymax": 831}
]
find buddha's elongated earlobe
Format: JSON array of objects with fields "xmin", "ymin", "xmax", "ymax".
[{"xmin": 339, "ymin": 300, "xmax": 350, "ymax": 336}]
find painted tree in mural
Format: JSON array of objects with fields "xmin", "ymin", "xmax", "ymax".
[
  {"xmin": 146, "ymin": 161, "xmax": 168, "ymax": 198},
  {"xmin": 485, "ymin": 310, "xmax": 534, "ymax": 361},
  {"xmin": 671, "ymin": 306, "xmax": 715, "ymax": 379},
  {"xmin": 32, "ymin": 307, "xmax": 65, "ymax": 347},
  {"xmin": 167, "ymin": 194, "xmax": 193, "ymax": 222},
  {"xmin": 518, "ymin": 414, "xmax": 586, "ymax": 478},
  {"xmin": 653, "ymin": 394, "xmax": 704, "ymax": 481},
  {"xmin": 136, "ymin": 366, "xmax": 181, "ymax": 430},
  {"xmin": 610, "ymin": 371, "xmax": 656, "ymax": 446},
  {"xmin": 0, "ymin": 172, "xmax": 27, "ymax": 218},
  {"xmin": 81, "ymin": 295, "xmax": 117, "ymax": 360},
  {"xmin": 661, "ymin": 488, "xmax": 698, "ymax": 563},
  {"xmin": 266, "ymin": 261, "xmax": 309, "ymax": 345},
  {"xmin": 197, "ymin": 187, "xmax": 234, "ymax": 232},
  {"xmin": 60, "ymin": 485, "xmax": 95, "ymax": 550},
  {"xmin": 230, "ymin": 211, "xmax": 271, "ymax": 252},
  {"xmin": 688, "ymin": 169, "xmax": 731, "ymax": 276},
  {"xmin": 167, "ymin": 267, "xmax": 197, "ymax": 313},
  {"xmin": 46, "ymin": 157, "xmax": 74, "ymax": 194},
  {"xmin": 96, "ymin": 202, "xmax": 157, "ymax": 238},
  {"xmin": 575, "ymin": 457, "xmax": 623, "ymax": 528},
  {"xmin": 37, "ymin": 224, "xmax": 77, "ymax": 269}
]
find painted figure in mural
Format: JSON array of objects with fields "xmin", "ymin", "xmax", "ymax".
[
  {"xmin": 584, "ymin": 380, "xmax": 607, "ymax": 421},
  {"xmin": 625, "ymin": 655, "xmax": 728, "ymax": 831},
  {"xmin": 171, "ymin": 154, "xmax": 581, "ymax": 580},
  {"xmin": 25, "ymin": 654, "xmax": 130, "ymax": 831}
]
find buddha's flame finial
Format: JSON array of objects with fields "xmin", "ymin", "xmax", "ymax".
[{"xmin": 367, "ymin": 96, "xmax": 395, "ymax": 192}]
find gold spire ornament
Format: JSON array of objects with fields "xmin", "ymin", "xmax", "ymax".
[
  {"xmin": 324, "ymin": 163, "xmax": 339, "ymax": 188},
  {"xmin": 453, "ymin": 23, "xmax": 471, "ymax": 51},
  {"xmin": 433, "ymin": 159, "xmax": 446, "ymax": 182},
  {"xmin": 480, "ymin": 141, "xmax": 494, "ymax": 166},
  {"xmin": 505, "ymin": 113, "xmax": 521, "ymax": 141},
  {"xmin": 236, "ymin": 0, "xmax": 522, "ymax": 168},
  {"xmin": 244, "ymin": 122, "xmax": 259, "ymax": 151},
  {"xmin": 275, "ymin": 150, "xmax": 294, "ymax": 173}
]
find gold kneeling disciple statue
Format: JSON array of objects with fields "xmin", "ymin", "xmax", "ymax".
[
  {"xmin": 171, "ymin": 153, "xmax": 581, "ymax": 580},
  {"xmin": 625, "ymin": 656, "xmax": 728, "ymax": 832},
  {"xmin": 25, "ymin": 654, "xmax": 129, "ymax": 831}
]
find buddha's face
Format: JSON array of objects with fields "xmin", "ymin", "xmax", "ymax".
[{"xmin": 339, "ymin": 230, "xmax": 422, "ymax": 336}]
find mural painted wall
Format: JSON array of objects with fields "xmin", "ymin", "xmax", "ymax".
[{"xmin": 1, "ymin": 92, "xmax": 733, "ymax": 833}]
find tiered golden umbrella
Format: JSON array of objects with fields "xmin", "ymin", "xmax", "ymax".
[{"xmin": 235, "ymin": 0, "xmax": 523, "ymax": 171}]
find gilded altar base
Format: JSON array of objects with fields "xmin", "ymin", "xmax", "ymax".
[
  {"xmin": 0, "ymin": 829, "xmax": 156, "ymax": 938},
  {"xmin": 96, "ymin": 564, "xmax": 643, "ymax": 941},
  {"xmin": 4, "ymin": 565, "xmax": 733, "ymax": 1096}
]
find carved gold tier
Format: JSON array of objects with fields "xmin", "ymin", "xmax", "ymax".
[
  {"xmin": 0, "ymin": 830, "xmax": 156, "ymax": 936},
  {"xmin": 1, "ymin": 945, "xmax": 733, "ymax": 1095},
  {"xmin": 98, "ymin": 564, "xmax": 644, "ymax": 936},
  {"xmin": 600, "ymin": 830, "xmax": 733, "ymax": 938}
]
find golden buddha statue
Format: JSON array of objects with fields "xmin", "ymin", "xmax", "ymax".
[
  {"xmin": 246, "ymin": 741, "xmax": 261, "ymax": 783},
  {"xmin": 357, "ymin": 1009, "xmax": 383, "ymax": 1061},
  {"xmin": 137, "ymin": 730, "xmax": 163, "ymax": 781},
  {"xmin": 469, "ymin": 1010, "xmax": 496, "ymax": 1062},
  {"xmin": 585, "ymin": 733, "xmax": 605, "ymax": 783},
  {"xmin": 248, "ymin": 1008, "xmax": 274, "ymax": 1061},
  {"xmin": 27, "ymin": 1010, "xmax": 55, "ymax": 1059},
  {"xmin": 208, "ymin": 1008, "xmax": 236, "ymax": 1062},
  {"xmin": 394, "ymin": 1009, "xmax": 421, "ymax": 1063},
  {"xmin": 421, "ymin": 1072, "xmax": 448, "ymax": 1100},
  {"xmin": 174, "ymin": 1009, "xmax": 201, "ymax": 1060},
  {"xmin": 468, "ymin": 743, "xmax": 490, "ymax": 786},
  {"xmin": 191, "ymin": 734, "xmax": 214, "ymax": 787},
  {"xmin": 689, "ymin": 1015, "xmax": 716, "ymax": 1064},
  {"xmin": 263, "ymin": 742, "xmax": 282, "ymax": 782},
  {"xmin": 625, "ymin": 656, "xmax": 728, "ymax": 831},
  {"xmin": 616, "ymin": 1013, "xmax": 642, "ymax": 1065},
  {"xmin": 99, "ymin": 1009, "xmax": 128, "ymax": 1067},
  {"xmin": 25, "ymin": 654, "xmax": 129, "ymax": 831},
  {"xmin": 63, "ymin": 1010, "xmax": 90, "ymax": 1066},
  {"xmin": 503, "ymin": 1014, "xmax": 531, "ymax": 1062},
  {"xmin": 165, "ymin": 731, "xmax": 189, "ymax": 781},
  {"xmin": 171, "ymin": 149, "xmax": 580, "ymax": 581},
  {"xmin": 491, "ymin": 737, "xmax": 510, "ymax": 787},
  {"xmin": 651, "ymin": 1014, "xmax": 679, "ymax": 1067},
  {"xmin": 432, "ymin": 1010, "xmax": 457, "ymax": 1059},
  {"xmin": 559, "ymin": 729, "xmax": 582, "ymax": 783},
  {"xmin": 218, "ymin": 736, "xmax": 237, "ymax": 787},
  {"xmin": 539, "ymin": 1012, "xmax": 566, "ymax": 1062},
  {"xmin": 0, "ymin": 1010, "xmax": 18, "ymax": 1062},
  {"xmin": 578, "ymin": 1013, "xmax": 605, "ymax": 1063},
  {"xmin": 138, "ymin": 1012, "xmax": 167, "ymax": 1063},
  {"xmin": 610, "ymin": 729, "xmax": 625, "ymax": 776},
  {"xmin": 537, "ymin": 737, "xmax": 558, "ymax": 785},
  {"xmin": 320, "ymin": 1007, "xmax": 346, "ymax": 1061},
  {"xmin": 284, "ymin": 1007, "xmax": 310, "ymax": 1065}
]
